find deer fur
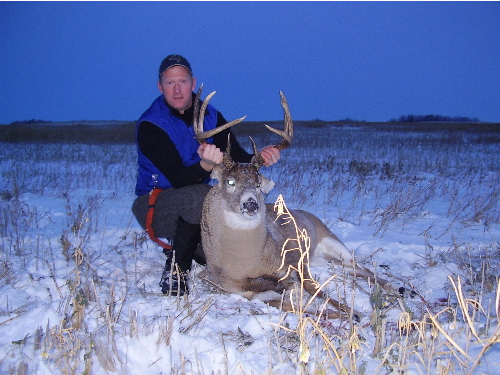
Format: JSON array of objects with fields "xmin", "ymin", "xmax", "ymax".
[
  {"xmin": 200, "ymin": 154, "xmax": 388, "ymax": 319},
  {"xmin": 195, "ymin": 87, "xmax": 388, "ymax": 319}
]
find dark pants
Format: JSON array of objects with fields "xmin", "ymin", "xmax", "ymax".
[
  {"xmin": 132, "ymin": 184, "xmax": 211, "ymax": 271},
  {"xmin": 132, "ymin": 184, "xmax": 211, "ymax": 239}
]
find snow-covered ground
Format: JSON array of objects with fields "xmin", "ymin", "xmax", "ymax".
[{"xmin": 1, "ymin": 123, "xmax": 499, "ymax": 374}]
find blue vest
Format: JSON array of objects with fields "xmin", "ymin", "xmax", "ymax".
[{"xmin": 135, "ymin": 95, "xmax": 217, "ymax": 195}]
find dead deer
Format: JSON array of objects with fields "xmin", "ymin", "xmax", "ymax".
[{"xmin": 194, "ymin": 86, "xmax": 388, "ymax": 319}]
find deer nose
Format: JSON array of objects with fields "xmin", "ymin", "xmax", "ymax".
[{"xmin": 242, "ymin": 198, "xmax": 259, "ymax": 215}]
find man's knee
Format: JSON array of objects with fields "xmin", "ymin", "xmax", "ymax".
[
  {"xmin": 182, "ymin": 184, "xmax": 211, "ymax": 201},
  {"xmin": 175, "ymin": 184, "xmax": 211, "ymax": 224},
  {"xmin": 132, "ymin": 194, "xmax": 149, "ymax": 228}
]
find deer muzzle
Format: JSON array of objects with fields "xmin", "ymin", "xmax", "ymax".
[{"xmin": 242, "ymin": 197, "xmax": 259, "ymax": 216}]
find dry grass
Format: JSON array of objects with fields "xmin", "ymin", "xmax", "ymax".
[
  {"xmin": 266, "ymin": 195, "xmax": 500, "ymax": 375},
  {"xmin": 0, "ymin": 122, "xmax": 499, "ymax": 373}
]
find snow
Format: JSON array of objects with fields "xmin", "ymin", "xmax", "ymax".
[{"xmin": 0, "ymin": 123, "xmax": 499, "ymax": 374}]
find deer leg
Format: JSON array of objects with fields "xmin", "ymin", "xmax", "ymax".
[
  {"xmin": 302, "ymin": 279, "xmax": 360, "ymax": 318},
  {"xmin": 345, "ymin": 264, "xmax": 392, "ymax": 290},
  {"xmin": 242, "ymin": 275, "xmax": 286, "ymax": 294},
  {"xmin": 264, "ymin": 291, "xmax": 349, "ymax": 320}
]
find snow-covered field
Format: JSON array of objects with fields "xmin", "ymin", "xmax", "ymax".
[{"xmin": 1, "ymin": 123, "xmax": 499, "ymax": 374}]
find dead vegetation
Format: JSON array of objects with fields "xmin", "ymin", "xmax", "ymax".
[{"xmin": 0, "ymin": 122, "xmax": 499, "ymax": 373}]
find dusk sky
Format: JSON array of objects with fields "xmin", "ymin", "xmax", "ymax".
[{"xmin": 1, "ymin": 1, "xmax": 499, "ymax": 124}]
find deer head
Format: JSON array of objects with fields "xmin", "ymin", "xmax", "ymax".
[{"xmin": 194, "ymin": 85, "xmax": 293, "ymax": 222}]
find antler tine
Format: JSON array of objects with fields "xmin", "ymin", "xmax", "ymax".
[
  {"xmin": 264, "ymin": 91, "xmax": 293, "ymax": 151},
  {"xmin": 194, "ymin": 84, "xmax": 247, "ymax": 144},
  {"xmin": 193, "ymin": 84, "xmax": 204, "ymax": 142},
  {"xmin": 222, "ymin": 133, "xmax": 235, "ymax": 169},
  {"xmin": 249, "ymin": 136, "xmax": 265, "ymax": 169}
]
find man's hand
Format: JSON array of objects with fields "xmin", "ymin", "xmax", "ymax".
[
  {"xmin": 198, "ymin": 143, "xmax": 223, "ymax": 171},
  {"xmin": 260, "ymin": 146, "xmax": 281, "ymax": 167}
]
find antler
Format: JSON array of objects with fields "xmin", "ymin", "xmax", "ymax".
[
  {"xmin": 193, "ymin": 84, "xmax": 247, "ymax": 144},
  {"xmin": 264, "ymin": 91, "xmax": 293, "ymax": 151},
  {"xmin": 251, "ymin": 91, "xmax": 294, "ymax": 169}
]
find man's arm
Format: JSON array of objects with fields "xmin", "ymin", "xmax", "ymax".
[{"xmin": 137, "ymin": 121, "xmax": 211, "ymax": 188}]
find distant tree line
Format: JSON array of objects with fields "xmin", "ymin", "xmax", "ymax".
[
  {"xmin": 390, "ymin": 114, "xmax": 480, "ymax": 123},
  {"xmin": 10, "ymin": 119, "xmax": 53, "ymax": 125}
]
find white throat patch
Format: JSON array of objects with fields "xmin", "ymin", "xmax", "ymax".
[{"xmin": 224, "ymin": 210, "xmax": 262, "ymax": 229}]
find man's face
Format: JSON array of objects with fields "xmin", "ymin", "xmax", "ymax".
[{"xmin": 158, "ymin": 65, "xmax": 196, "ymax": 114}]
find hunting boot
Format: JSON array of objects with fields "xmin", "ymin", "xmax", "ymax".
[
  {"xmin": 159, "ymin": 217, "xmax": 202, "ymax": 296},
  {"xmin": 159, "ymin": 249, "xmax": 187, "ymax": 296}
]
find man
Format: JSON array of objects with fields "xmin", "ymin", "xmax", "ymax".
[{"xmin": 132, "ymin": 55, "xmax": 281, "ymax": 296}]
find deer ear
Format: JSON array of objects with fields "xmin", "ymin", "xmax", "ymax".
[
  {"xmin": 210, "ymin": 165, "xmax": 223, "ymax": 183},
  {"xmin": 260, "ymin": 174, "xmax": 275, "ymax": 194}
]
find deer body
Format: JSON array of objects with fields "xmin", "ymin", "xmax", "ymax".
[
  {"xmin": 195, "ymin": 87, "xmax": 387, "ymax": 318},
  {"xmin": 201, "ymin": 162, "xmax": 381, "ymax": 315},
  {"xmin": 201, "ymin": 163, "xmax": 280, "ymax": 297}
]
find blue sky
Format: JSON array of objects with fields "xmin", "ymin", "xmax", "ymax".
[{"xmin": 1, "ymin": 1, "xmax": 499, "ymax": 123}]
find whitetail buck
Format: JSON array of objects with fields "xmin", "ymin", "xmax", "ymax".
[{"xmin": 194, "ymin": 86, "xmax": 388, "ymax": 319}]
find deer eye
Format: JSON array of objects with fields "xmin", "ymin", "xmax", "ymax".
[{"xmin": 226, "ymin": 179, "xmax": 235, "ymax": 186}]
